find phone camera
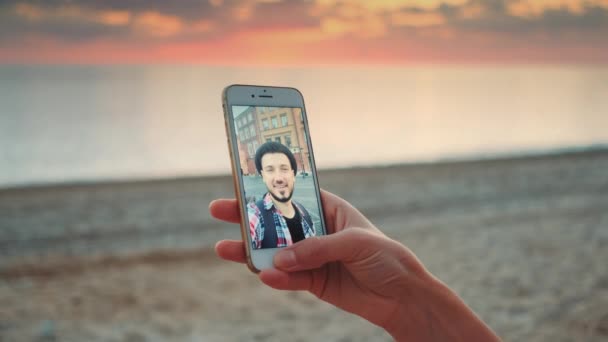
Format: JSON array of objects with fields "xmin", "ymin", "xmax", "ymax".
[{"xmin": 251, "ymin": 94, "xmax": 255, "ymax": 98}]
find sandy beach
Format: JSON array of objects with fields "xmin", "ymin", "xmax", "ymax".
[{"xmin": 1, "ymin": 150, "xmax": 607, "ymax": 341}]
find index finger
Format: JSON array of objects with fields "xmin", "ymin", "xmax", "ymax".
[{"xmin": 209, "ymin": 199, "xmax": 241, "ymax": 224}]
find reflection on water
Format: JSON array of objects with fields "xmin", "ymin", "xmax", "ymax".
[{"xmin": 0, "ymin": 65, "xmax": 607, "ymax": 187}]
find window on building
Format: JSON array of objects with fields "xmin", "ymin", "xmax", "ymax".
[
  {"xmin": 249, "ymin": 125, "xmax": 255, "ymax": 137},
  {"xmin": 271, "ymin": 116, "xmax": 278, "ymax": 128},
  {"xmin": 275, "ymin": 136, "xmax": 281, "ymax": 144},
  {"xmin": 248, "ymin": 143, "xmax": 254, "ymax": 156},
  {"xmin": 266, "ymin": 138, "xmax": 272, "ymax": 143},
  {"xmin": 285, "ymin": 135, "xmax": 292, "ymax": 147},
  {"xmin": 280, "ymin": 114, "xmax": 288, "ymax": 127},
  {"xmin": 262, "ymin": 119, "xmax": 269, "ymax": 130},
  {"xmin": 247, "ymin": 112, "xmax": 253, "ymax": 122}
]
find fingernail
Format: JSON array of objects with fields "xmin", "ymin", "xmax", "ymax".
[{"xmin": 275, "ymin": 250, "xmax": 296, "ymax": 269}]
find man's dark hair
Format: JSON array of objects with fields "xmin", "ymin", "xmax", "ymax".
[{"xmin": 255, "ymin": 141, "xmax": 297, "ymax": 175}]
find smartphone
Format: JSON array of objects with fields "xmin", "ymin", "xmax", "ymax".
[{"xmin": 222, "ymin": 84, "xmax": 327, "ymax": 272}]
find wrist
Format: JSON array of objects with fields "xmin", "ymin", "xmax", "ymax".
[{"xmin": 385, "ymin": 271, "xmax": 500, "ymax": 342}]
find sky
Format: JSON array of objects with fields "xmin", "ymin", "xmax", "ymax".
[{"xmin": 1, "ymin": 0, "xmax": 607, "ymax": 65}]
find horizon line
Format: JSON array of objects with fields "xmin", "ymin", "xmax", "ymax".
[{"xmin": 2, "ymin": 144, "xmax": 606, "ymax": 192}]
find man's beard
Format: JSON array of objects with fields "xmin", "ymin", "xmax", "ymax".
[{"xmin": 270, "ymin": 188, "xmax": 293, "ymax": 203}]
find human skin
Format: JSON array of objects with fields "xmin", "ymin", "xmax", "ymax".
[
  {"xmin": 260, "ymin": 152, "xmax": 296, "ymax": 217},
  {"xmin": 210, "ymin": 189, "xmax": 500, "ymax": 341}
]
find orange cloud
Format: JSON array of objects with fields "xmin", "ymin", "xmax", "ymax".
[
  {"xmin": 3, "ymin": 0, "xmax": 608, "ymax": 66},
  {"xmin": 320, "ymin": 14, "xmax": 386, "ymax": 38},
  {"xmin": 133, "ymin": 11, "xmax": 184, "ymax": 37},
  {"xmin": 233, "ymin": 1, "xmax": 255, "ymax": 21},
  {"xmin": 97, "ymin": 10, "xmax": 131, "ymax": 26},
  {"xmin": 14, "ymin": 3, "xmax": 44, "ymax": 20},
  {"xmin": 12, "ymin": 2, "xmax": 214, "ymax": 38},
  {"xmin": 391, "ymin": 11, "xmax": 445, "ymax": 27},
  {"xmin": 312, "ymin": 1, "xmax": 388, "ymax": 39},
  {"xmin": 13, "ymin": 3, "xmax": 131, "ymax": 27},
  {"xmin": 459, "ymin": 3, "xmax": 484, "ymax": 19},
  {"xmin": 320, "ymin": 16, "xmax": 354, "ymax": 35},
  {"xmin": 314, "ymin": 0, "xmax": 467, "ymax": 12},
  {"xmin": 312, "ymin": 0, "xmax": 462, "ymax": 39},
  {"xmin": 508, "ymin": 0, "xmax": 608, "ymax": 17}
]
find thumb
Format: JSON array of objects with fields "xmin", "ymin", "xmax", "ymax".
[{"xmin": 273, "ymin": 228, "xmax": 385, "ymax": 272}]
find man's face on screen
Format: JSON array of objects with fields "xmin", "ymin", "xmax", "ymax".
[{"xmin": 261, "ymin": 153, "xmax": 295, "ymax": 203}]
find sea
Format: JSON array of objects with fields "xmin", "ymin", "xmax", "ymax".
[{"xmin": 1, "ymin": 64, "xmax": 607, "ymax": 188}]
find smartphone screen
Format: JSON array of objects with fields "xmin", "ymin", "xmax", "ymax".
[{"xmin": 229, "ymin": 104, "xmax": 326, "ymax": 250}]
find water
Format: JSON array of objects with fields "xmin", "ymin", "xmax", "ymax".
[{"xmin": 1, "ymin": 64, "xmax": 607, "ymax": 188}]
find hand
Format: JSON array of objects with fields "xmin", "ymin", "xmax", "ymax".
[{"xmin": 210, "ymin": 190, "xmax": 500, "ymax": 341}]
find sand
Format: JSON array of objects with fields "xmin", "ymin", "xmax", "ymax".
[{"xmin": 1, "ymin": 150, "xmax": 607, "ymax": 341}]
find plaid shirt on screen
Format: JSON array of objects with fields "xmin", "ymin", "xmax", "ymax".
[{"xmin": 247, "ymin": 193, "xmax": 315, "ymax": 249}]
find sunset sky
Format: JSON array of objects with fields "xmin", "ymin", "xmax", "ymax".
[{"xmin": 1, "ymin": 0, "xmax": 607, "ymax": 65}]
